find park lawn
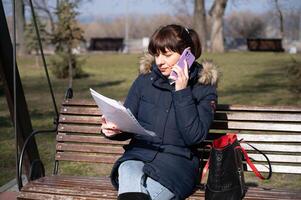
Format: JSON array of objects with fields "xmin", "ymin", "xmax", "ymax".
[{"xmin": 0, "ymin": 52, "xmax": 300, "ymax": 189}]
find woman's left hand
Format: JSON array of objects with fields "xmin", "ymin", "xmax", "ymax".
[{"xmin": 172, "ymin": 60, "xmax": 189, "ymax": 91}]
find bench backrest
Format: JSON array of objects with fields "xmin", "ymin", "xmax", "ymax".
[
  {"xmin": 56, "ymin": 99, "xmax": 301, "ymax": 175},
  {"xmin": 210, "ymin": 104, "xmax": 301, "ymax": 174}
]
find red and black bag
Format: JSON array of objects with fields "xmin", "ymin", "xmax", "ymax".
[{"xmin": 201, "ymin": 133, "xmax": 272, "ymax": 200}]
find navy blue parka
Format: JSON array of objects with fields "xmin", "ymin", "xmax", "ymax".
[{"xmin": 109, "ymin": 59, "xmax": 218, "ymax": 200}]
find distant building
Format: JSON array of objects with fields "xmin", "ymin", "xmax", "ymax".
[
  {"xmin": 247, "ymin": 38, "xmax": 284, "ymax": 52},
  {"xmin": 88, "ymin": 38, "xmax": 124, "ymax": 51},
  {"xmin": 87, "ymin": 37, "xmax": 150, "ymax": 53}
]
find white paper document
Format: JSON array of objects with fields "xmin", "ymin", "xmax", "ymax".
[{"xmin": 90, "ymin": 88, "xmax": 156, "ymax": 137}]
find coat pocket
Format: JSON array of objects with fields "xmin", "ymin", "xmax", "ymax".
[{"xmin": 138, "ymin": 98, "xmax": 155, "ymax": 126}]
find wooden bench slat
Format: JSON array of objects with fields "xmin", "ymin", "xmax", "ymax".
[
  {"xmin": 56, "ymin": 134, "xmax": 128, "ymax": 145},
  {"xmin": 247, "ymin": 153, "xmax": 301, "ymax": 164},
  {"xmin": 18, "ymin": 192, "xmax": 115, "ymax": 200},
  {"xmin": 59, "ymin": 115, "xmax": 102, "ymax": 124},
  {"xmin": 190, "ymin": 192, "xmax": 299, "ymax": 200},
  {"xmin": 215, "ymin": 112, "xmax": 301, "ymax": 122},
  {"xmin": 241, "ymin": 143, "xmax": 301, "ymax": 153},
  {"xmin": 217, "ymin": 104, "xmax": 301, "ymax": 112},
  {"xmin": 24, "ymin": 178, "xmax": 115, "ymax": 191},
  {"xmin": 191, "ymin": 188, "xmax": 301, "ymax": 200},
  {"xmin": 60, "ymin": 106, "xmax": 101, "ymax": 116},
  {"xmin": 58, "ymin": 124, "xmax": 102, "ymax": 134},
  {"xmin": 246, "ymin": 164, "xmax": 301, "ymax": 174},
  {"xmin": 35, "ymin": 175, "xmax": 107, "ymax": 181},
  {"xmin": 237, "ymin": 133, "xmax": 301, "ymax": 143},
  {"xmin": 55, "ymin": 152, "xmax": 120, "ymax": 164},
  {"xmin": 20, "ymin": 184, "xmax": 117, "ymax": 198},
  {"xmin": 242, "ymin": 187, "xmax": 301, "ymax": 195},
  {"xmin": 206, "ymin": 133, "xmax": 301, "ymax": 143},
  {"xmin": 62, "ymin": 99, "xmax": 96, "ymax": 106},
  {"xmin": 31, "ymin": 176, "xmax": 112, "ymax": 188},
  {"xmin": 56, "ymin": 143, "xmax": 124, "ymax": 154},
  {"xmin": 212, "ymin": 121, "xmax": 301, "ymax": 132}
]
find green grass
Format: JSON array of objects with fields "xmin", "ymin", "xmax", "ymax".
[{"xmin": 0, "ymin": 52, "xmax": 300, "ymax": 188}]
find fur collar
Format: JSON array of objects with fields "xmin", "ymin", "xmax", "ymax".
[{"xmin": 139, "ymin": 53, "xmax": 219, "ymax": 86}]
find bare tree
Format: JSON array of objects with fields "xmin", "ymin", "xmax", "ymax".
[
  {"xmin": 266, "ymin": 0, "xmax": 301, "ymax": 40},
  {"xmin": 273, "ymin": 0, "xmax": 284, "ymax": 38},
  {"xmin": 168, "ymin": 0, "xmax": 193, "ymax": 26},
  {"xmin": 28, "ymin": 0, "xmax": 56, "ymax": 34},
  {"xmin": 285, "ymin": 8, "xmax": 301, "ymax": 40},
  {"xmin": 209, "ymin": 0, "xmax": 228, "ymax": 53},
  {"xmin": 225, "ymin": 11, "xmax": 266, "ymax": 38},
  {"xmin": 193, "ymin": 0, "xmax": 207, "ymax": 51},
  {"xmin": 24, "ymin": 0, "xmax": 90, "ymax": 36},
  {"xmin": 83, "ymin": 13, "xmax": 191, "ymax": 41}
]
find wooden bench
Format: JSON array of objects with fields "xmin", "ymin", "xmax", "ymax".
[
  {"xmin": 17, "ymin": 99, "xmax": 301, "ymax": 199},
  {"xmin": 247, "ymin": 38, "xmax": 284, "ymax": 52}
]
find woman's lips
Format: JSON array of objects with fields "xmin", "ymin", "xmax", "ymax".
[{"xmin": 159, "ymin": 66, "xmax": 170, "ymax": 72}]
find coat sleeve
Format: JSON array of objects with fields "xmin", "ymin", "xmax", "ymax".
[
  {"xmin": 123, "ymin": 76, "xmax": 142, "ymax": 118},
  {"xmin": 105, "ymin": 76, "xmax": 142, "ymax": 141},
  {"xmin": 172, "ymin": 85, "xmax": 217, "ymax": 146}
]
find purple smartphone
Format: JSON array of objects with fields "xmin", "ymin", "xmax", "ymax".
[{"xmin": 169, "ymin": 48, "xmax": 195, "ymax": 82}]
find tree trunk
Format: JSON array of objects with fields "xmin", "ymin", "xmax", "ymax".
[
  {"xmin": 16, "ymin": 0, "xmax": 26, "ymax": 55},
  {"xmin": 274, "ymin": 0, "xmax": 284, "ymax": 38},
  {"xmin": 68, "ymin": 48, "xmax": 73, "ymax": 88},
  {"xmin": 35, "ymin": 49, "xmax": 39, "ymax": 67},
  {"xmin": 193, "ymin": 0, "xmax": 207, "ymax": 52},
  {"xmin": 209, "ymin": 0, "xmax": 228, "ymax": 53}
]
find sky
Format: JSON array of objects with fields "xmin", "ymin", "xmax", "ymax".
[
  {"xmin": 3, "ymin": 0, "xmax": 299, "ymax": 22},
  {"xmin": 78, "ymin": 0, "xmax": 272, "ymax": 19}
]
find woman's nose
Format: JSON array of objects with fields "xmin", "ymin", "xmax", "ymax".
[{"xmin": 156, "ymin": 54, "xmax": 165, "ymax": 65}]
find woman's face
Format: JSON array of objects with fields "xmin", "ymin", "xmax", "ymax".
[{"xmin": 155, "ymin": 48, "xmax": 181, "ymax": 77}]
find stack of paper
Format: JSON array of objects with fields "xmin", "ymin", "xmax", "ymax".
[{"xmin": 90, "ymin": 88, "xmax": 156, "ymax": 137}]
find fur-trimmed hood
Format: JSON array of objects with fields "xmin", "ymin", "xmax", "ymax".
[{"xmin": 139, "ymin": 53, "xmax": 219, "ymax": 86}]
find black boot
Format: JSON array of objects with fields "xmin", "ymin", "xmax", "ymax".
[{"xmin": 118, "ymin": 192, "xmax": 150, "ymax": 200}]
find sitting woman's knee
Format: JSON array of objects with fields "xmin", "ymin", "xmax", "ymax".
[{"xmin": 118, "ymin": 160, "xmax": 144, "ymax": 176}]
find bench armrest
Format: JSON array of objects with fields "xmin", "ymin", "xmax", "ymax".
[{"xmin": 18, "ymin": 128, "xmax": 57, "ymax": 190}]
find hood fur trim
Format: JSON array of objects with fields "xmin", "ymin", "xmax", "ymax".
[
  {"xmin": 198, "ymin": 60, "xmax": 219, "ymax": 86},
  {"xmin": 139, "ymin": 53, "xmax": 219, "ymax": 86},
  {"xmin": 139, "ymin": 53, "xmax": 154, "ymax": 74}
]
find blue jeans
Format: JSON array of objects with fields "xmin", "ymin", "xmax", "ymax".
[{"xmin": 118, "ymin": 160, "xmax": 175, "ymax": 200}]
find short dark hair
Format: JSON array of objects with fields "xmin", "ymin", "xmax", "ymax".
[{"xmin": 148, "ymin": 24, "xmax": 202, "ymax": 59}]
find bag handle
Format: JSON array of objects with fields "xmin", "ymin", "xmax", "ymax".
[
  {"xmin": 236, "ymin": 142, "xmax": 272, "ymax": 180},
  {"xmin": 200, "ymin": 144, "xmax": 211, "ymax": 184}
]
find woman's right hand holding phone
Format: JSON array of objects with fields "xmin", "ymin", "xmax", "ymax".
[{"xmin": 100, "ymin": 116, "xmax": 122, "ymax": 137}]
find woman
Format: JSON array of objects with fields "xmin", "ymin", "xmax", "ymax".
[{"xmin": 101, "ymin": 24, "xmax": 218, "ymax": 200}]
